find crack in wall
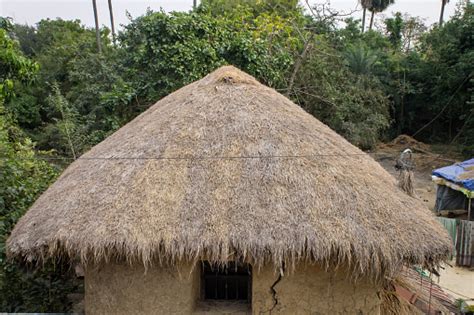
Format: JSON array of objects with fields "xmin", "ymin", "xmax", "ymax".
[
  {"xmin": 261, "ymin": 263, "xmax": 285, "ymax": 314},
  {"xmin": 268, "ymin": 273, "xmax": 282, "ymax": 312}
]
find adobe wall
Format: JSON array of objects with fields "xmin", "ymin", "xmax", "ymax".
[
  {"xmin": 84, "ymin": 262, "xmax": 200, "ymax": 315},
  {"xmin": 252, "ymin": 264, "xmax": 382, "ymax": 315},
  {"xmin": 85, "ymin": 262, "xmax": 381, "ymax": 315}
]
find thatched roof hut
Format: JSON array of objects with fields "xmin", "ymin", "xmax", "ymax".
[{"xmin": 8, "ymin": 66, "xmax": 450, "ymax": 277}]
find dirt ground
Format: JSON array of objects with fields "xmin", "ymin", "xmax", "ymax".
[
  {"xmin": 373, "ymin": 135, "xmax": 463, "ymax": 210},
  {"xmin": 437, "ymin": 263, "xmax": 474, "ymax": 304},
  {"xmin": 373, "ymin": 135, "xmax": 473, "ymax": 305}
]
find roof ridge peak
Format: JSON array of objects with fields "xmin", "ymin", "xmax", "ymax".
[{"xmin": 205, "ymin": 65, "xmax": 259, "ymax": 86}]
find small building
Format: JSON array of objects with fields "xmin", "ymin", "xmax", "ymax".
[
  {"xmin": 433, "ymin": 158, "xmax": 473, "ymax": 267},
  {"xmin": 433, "ymin": 158, "xmax": 474, "ymax": 220},
  {"xmin": 8, "ymin": 66, "xmax": 451, "ymax": 314}
]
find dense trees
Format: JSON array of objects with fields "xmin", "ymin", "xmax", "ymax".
[
  {"xmin": 381, "ymin": 5, "xmax": 473, "ymax": 153},
  {"xmin": 5, "ymin": 3, "xmax": 470, "ymax": 158},
  {"xmin": 0, "ymin": 18, "xmax": 78, "ymax": 311},
  {"xmin": 118, "ymin": 9, "xmax": 295, "ymax": 100},
  {"xmin": 0, "ymin": 1, "xmax": 473, "ymax": 311}
]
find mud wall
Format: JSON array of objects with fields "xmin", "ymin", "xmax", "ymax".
[
  {"xmin": 252, "ymin": 264, "xmax": 382, "ymax": 315},
  {"xmin": 85, "ymin": 262, "xmax": 199, "ymax": 315},
  {"xmin": 85, "ymin": 262, "xmax": 381, "ymax": 315}
]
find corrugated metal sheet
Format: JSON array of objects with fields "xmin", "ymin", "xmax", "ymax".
[{"xmin": 437, "ymin": 217, "xmax": 474, "ymax": 267}]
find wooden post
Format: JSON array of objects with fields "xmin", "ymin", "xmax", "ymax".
[{"xmin": 468, "ymin": 197, "xmax": 472, "ymax": 221}]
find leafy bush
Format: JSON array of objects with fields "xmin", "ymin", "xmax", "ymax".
[{"xmin": 0, "ymin": 19, "xmax": 78, "ymax": 312}]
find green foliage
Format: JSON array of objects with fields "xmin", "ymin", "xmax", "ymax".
[
  {"xmin": 11, "ymin": 24, "xmax": 37, "ymax": 57},
  {"xmin": 46, "ymin": 85, "xmax": 82, "ymax": 158},
  {"xmin": 7, "ymin": 19, "xmax": 119, "ymax": 155},
  {"xmin": 200, "ymin": 0, "xmax": 301, "ymax": 18},
  {"xmin": 4, "ymin": 93, "xmax": 41, "ymax": 128},
  {"xmin": 344, "ymin": 42, "xmax": 380, "ymax": 76},
  {"xmin": 388, "ymin": 13, "xmax": 427, "ymax": 52},
  {"xmin": 385, "ymin": 12, "xmax": 404, "ymax": 48},
  {"xmin": 0, "ymin": 25, "xmax": 38, "ymax": 99},
  {"xmin": 119, "ymin": 10, "xmax": 295, "ymax": 103},
  {"xmin": 368, "ymin": 0, "xmax": 395, "ymax": 13},
  {"xmin": 294, "ymin": 36, "xmax": 390, "ymax": 149},
  {"xmin": 0, "ymin": 109, "xmax": 77, "ymax": 312},
  {"xmin": 0, "ymin": 23, "xmax": 78, "ymax": 312},
  {"xmin": 32, "ymin": 19, "xmax": 109, "ymax": 88},
  {"xmin": 455, "ymin": 298, "xmax": 474, "ymax": 312},
  {"xmin": 391, "ymin": 4, "xmax": 473, "ymax": 147}
]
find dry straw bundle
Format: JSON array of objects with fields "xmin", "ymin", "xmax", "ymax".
[
  {"xmin": 398, "ymin": 170, "xmax": 415, "ymax": 196},
  {"xmin": 7, "ymin": 66, "xmax": 451, "ymax": 279},
  {"xmin": 396, "ymin": 149, "xmax": 416, "ymax": 196},
  {"xmin": 381, "ymin": 268, "xmax": 454, "ymax": 314}
]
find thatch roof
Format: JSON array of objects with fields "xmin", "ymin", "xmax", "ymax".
[{"xmin": 7, "ymin": 66, "xmax": 451, "ymax": 278}]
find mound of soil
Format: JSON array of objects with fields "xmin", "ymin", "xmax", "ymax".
[{"xmin": 380, "ymin": 134, "xmax": 431, "ymax": 152}]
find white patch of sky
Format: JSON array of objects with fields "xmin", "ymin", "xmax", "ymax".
[{"xmin": 0, "ymin": 0, "xmax": 463, "ymax": 30}]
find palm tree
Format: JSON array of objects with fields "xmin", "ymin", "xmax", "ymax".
[
  {"xmin": 108, "ymin": 0, "xmax": 116, "ymax": 44},
  {"xmin": 439, "ymin": 0, "xmax": 449, "ymax": 26},
  {"xmin": 344, "ymin": 43, "xmax": 378, "ymax": 76},
  {"xmin": 92, "ymin": 0, "xmax": 101, "ymax": 53},
  {"xmin": 368, "ymin": 0, "xmax": 395, "ymax": 31},
  {"xmin": 360, "ymin": 0, "xmax": 373, "ymax": 32}
]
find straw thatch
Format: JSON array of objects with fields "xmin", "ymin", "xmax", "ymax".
[
  {"xmin": 398, "ymin": 170, "xmax": 415, "ymax": 197},
  {"xmin": 7, "ymin": 66, "xmax": 451, "ymax": 278},
  {"xmin": 396, "ymin": 149, "xmax": 415, "ymax": 197}
]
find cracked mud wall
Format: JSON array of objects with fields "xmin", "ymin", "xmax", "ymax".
[
  {"xmin": 84, "ymin": 262, "xmax": 200, "ymax": 315},
  {"xmin": 84, "ymin": 262, "xmax": 381, "ymax": 315},
  {"xmin": 252, "ymin": 264, "xmax": 382, "ymax": 315}
]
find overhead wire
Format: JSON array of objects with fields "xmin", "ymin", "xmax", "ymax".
[{"xmin": 0, "ymin": 152, "xmax": 374, "ymax": 161}]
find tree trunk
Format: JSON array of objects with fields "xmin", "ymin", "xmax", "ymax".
[
  {"xmin": 193, "ymin": 0, "xmax": 197, "ymax": 9},
  {"xmin": 369, "ymin": 10, "xmax": 375, "ymax": 30},
  {"xmin": 362, "ymin": 8, "xmax": 366, "ymax": 32},
  {"xmin": 439, "ymin": 0, "xmax": 446, "ymax": 26},
  {"xmin": 286, "ymin": 33, "xmax": 314, "ymax": 97},
  {"xmin": 92, "ymin": 0, "xmax": 102, "ymax": 53},
  {"xmin": 108, "ymin": 0, "xmax": 116, "ymax": 45},
  {"xmin": 399, "ymin": 70, "xmax": 406, "ymax": 134}
]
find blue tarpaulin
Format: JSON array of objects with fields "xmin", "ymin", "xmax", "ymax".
[{"xmin": 432, "ymin": 158, "xmax": 474, "ymax": 191}]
